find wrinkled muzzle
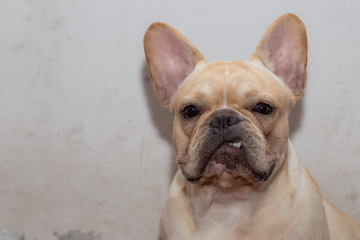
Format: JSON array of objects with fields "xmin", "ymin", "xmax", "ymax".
[{"xmin": 180, "ymin": 109, "xmax": 275, "ymax": 184}]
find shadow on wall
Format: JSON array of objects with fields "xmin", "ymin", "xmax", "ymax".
[
  {"xmin": 140, "ymin": 60, "xmax": 305, "ymax": 182},
  {"xmin": 141, "ymin": 61, "xmax": 178, "ymax": 181},
  {"xmin": 289, "ymin": 98, "xmax": 305, "ymax": 138}
]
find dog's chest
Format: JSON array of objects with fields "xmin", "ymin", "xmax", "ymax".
[{"xmin": 191, "ymin": 193, "xmax": 251, "ymax": 240}]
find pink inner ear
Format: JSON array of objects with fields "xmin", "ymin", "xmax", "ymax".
[
  {"xmin": 263, "ymin": 23, "xmax": 306, "ymax": 96},
  {"xmin": 152, "ymin": 30, "xmax": 196, "ymax": 104}
]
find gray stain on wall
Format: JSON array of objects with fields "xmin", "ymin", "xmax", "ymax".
[
  {"xmin": 0, "ymin": 228, "xmax": 101, "ymax": 240},
  {"xmin": 0, "ymin": 228, "xmax": 25, "ymax": 240},
  {"xmin": 54, "ymin": 230, "xmax": 101, "ymax": 240}
]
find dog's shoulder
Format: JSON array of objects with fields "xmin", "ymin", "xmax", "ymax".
[{"xmin": 323, "ymin": 198, "xmax": 360, "ymax": 239}]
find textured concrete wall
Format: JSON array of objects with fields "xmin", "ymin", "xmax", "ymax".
[{"xmin": 0, "ymin": 0, "xmax": 359, "ymax": 239}]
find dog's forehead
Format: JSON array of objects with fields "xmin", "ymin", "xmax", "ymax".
[
  {"xmin": 197, "ymin": 61, "xmax": 284, "ymax": 89},
  {"xmin": 176, "ymin": 60, "xmax": 289, "ymax": 107}
]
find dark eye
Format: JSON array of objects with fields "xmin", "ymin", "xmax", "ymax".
[
  {"xmin": 253, "ymin": 103, "xmax": 273, "ymax": 115},
  {"xmin": 182, "ymin": 105, "xmax": 200, "ymax": 119}
]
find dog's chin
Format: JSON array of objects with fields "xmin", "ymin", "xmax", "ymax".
[{"xmin": 181, "ymin": 143, "xmax": 275, "ymax": 187}]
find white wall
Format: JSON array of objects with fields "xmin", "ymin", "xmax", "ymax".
[{"xmin": 0, "ymin": 0, "xmax": 359, "ymax": 239}]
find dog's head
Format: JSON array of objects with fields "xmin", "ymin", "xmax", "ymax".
[{"xmin": 144, "ymin": 14, "xmax": 307, "ymax": 188}]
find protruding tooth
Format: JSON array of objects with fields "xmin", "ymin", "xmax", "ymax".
[
  {"xmin": 234, "ymin": 142, "xmax": 242, "ymax": 148},
  {"xmin": 229, "ymin": 142, "xmax": 242, "ymax": 148}
]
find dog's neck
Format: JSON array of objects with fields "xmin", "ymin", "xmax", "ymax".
[{"xmin": 182, "ymin": 140, "xmax": 303, "ymax": 237}]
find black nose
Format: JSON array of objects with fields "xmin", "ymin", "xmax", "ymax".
[{"xmin": 209, "ymin": 113, "xmax": 241, "ymax": 130}]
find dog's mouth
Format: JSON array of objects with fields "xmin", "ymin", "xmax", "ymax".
[
  {"xmin": 207, "ymin": 141, "xmax": 246, "ymax": 171},
  {"xmin": 182, "ymin": 140, "xmax": 275, "ymax": 184}
]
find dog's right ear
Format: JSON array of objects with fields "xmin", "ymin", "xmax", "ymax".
[
  {"xmin": 144, "ymin": 23, "xmax": 204, "ymax": 109},
  {"xmin": 251, "ymin": 14, "xmax": 308, "ymax": 103}
]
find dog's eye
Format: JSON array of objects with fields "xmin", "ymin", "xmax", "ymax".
[
  {"xmin": 182, "ymin": 105, "xmax": 200, "ymax": 119},
  {"xmin": 253, "ymin": 103, "xmax": 273, "ymax": 115}
]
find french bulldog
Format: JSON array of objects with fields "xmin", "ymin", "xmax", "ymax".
[{"xmin": 144, "ymin": 13, "xmax": 360, "ymax": 240}]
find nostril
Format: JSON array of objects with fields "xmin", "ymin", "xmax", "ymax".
[
  {"xmin": 227, "ymin": 115, "xmax": 241, "ymax": 126},
  {"xmin": 209, "ymin": 117, "xmax": 221, "ymax": 128}
]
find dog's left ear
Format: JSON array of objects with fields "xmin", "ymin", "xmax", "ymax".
[
  {"xmin": 251, "ymin": 13, "xmax": 308, "ymax": 102},
  {"xmin": 144, "ymin": 22, "xmax": 204, "ymax": 109}
]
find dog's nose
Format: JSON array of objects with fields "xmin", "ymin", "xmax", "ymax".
[{"xmin": 209, "ymin": 113, "xmax": 241, "ymax": 129}]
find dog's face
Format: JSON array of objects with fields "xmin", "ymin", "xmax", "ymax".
[
  {"xmin": 172, "ymin": 61, "xmax": 292, "ymax": 187},
  {"xmin": 144, "ymin": 14, "xmax": 307, "ymax": 188}
]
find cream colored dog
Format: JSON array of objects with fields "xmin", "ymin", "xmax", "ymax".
[{"xmin": 144, "ymin": 13, "xmax": 360, "ymax": 240}]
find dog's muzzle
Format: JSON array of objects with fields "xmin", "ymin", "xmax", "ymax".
[{"xmin": 181, "ymin": 110, "xmax": 275, "ymax": 184}]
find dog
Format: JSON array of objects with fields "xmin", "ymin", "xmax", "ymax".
[{"xmin": 144, "ymin": 13, "xmax": 360, "ymax": 240}]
